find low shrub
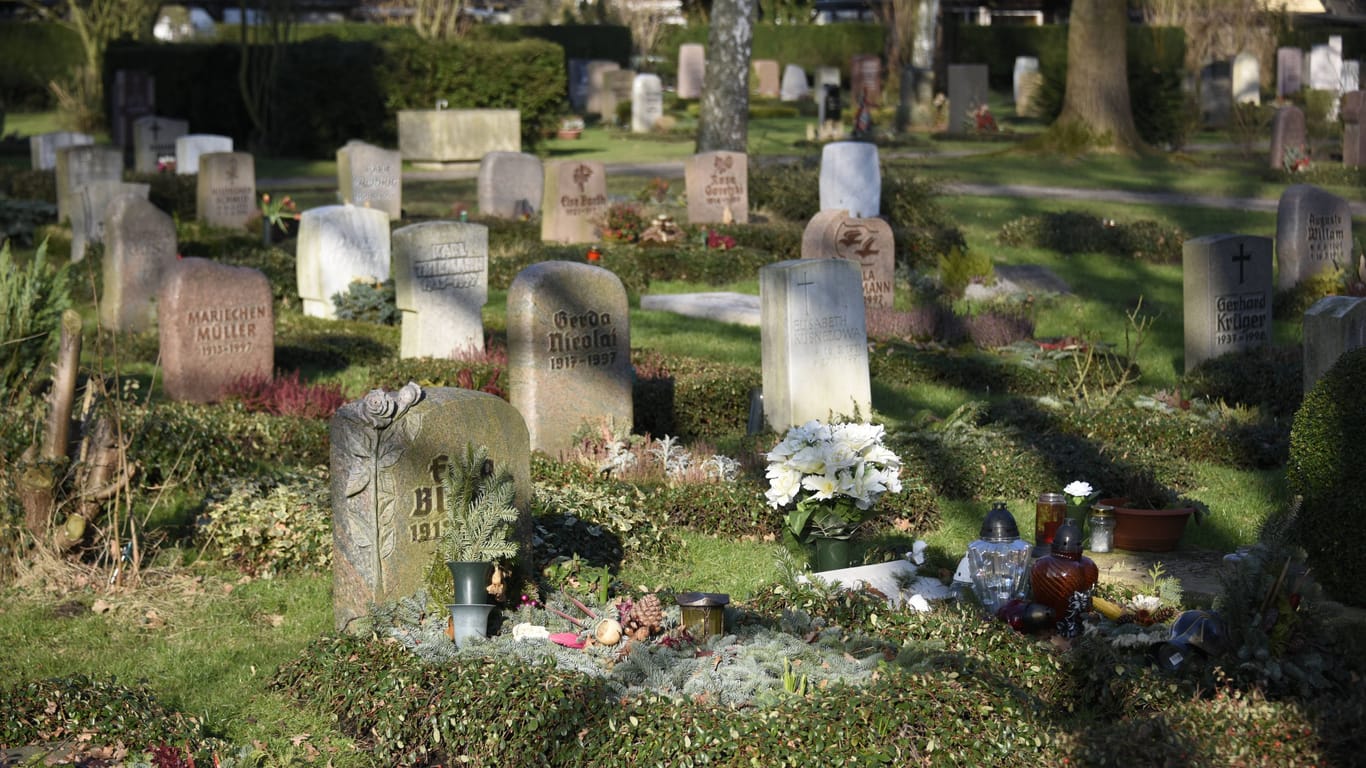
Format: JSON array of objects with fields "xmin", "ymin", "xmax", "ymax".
[
  {"xmin": 882, "ymin": 169, "xmax": 967, "ymax": 270},
  {"xmin": 748, "ymin": 160, "xmax": 820, "ymax": 222},
  {"xmin": 274, "ymin": 313, "xmax": 398, "ymax": 372},
  {"xmin": 632, "ymin": 351, "xmax": 761, "ymax": 441},
  {"xmin": 0, "ymin": 239, "xmax": 72, "ymax": 399},
  {"xmin": 331, "ymin": 277, "xmax": 399, "ymax": 325},
  {"xmin": 998, "ymin": 210, "xmax": 1185, "ymax": 263},
  {"xmin": 1286, "ymin": 347, "xmax": 1366, "ymax": 605},
  {"xmin": 128, "ymin": 171, "xmax": 197, "ymax": 219},
  {"xmin": 0, "ymin": 199, "xmax": 58, "ymax": 247},
  {"xmin": 534, "ymin": 479, "xmax": 677, "ymax": 564},
  {"xmin": 224, "ymin": 369, "xmax": 350, "ymax": 419},
  {"xmin": 938, "ymin": 245, "xmax": 993, "ymax": 297},
  {"xmin": 1182, "ymin": 345, "xmax": 1303, "ymax": 419},
  {"xmin": 367, "ymin": 355, "xmax": 509, "ymax": 398},
  {"xmin": 196, "ymin": 467, "xmax": 332, "ymax": 577}
]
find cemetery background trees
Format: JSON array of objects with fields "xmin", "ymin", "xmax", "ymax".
[
  {"xmin": 1050, "ymin": 0, "xmax": 1144, "ymax": 153},
  {"xmin": 695, "ymin": 0, "xmax": 757, "ymax": 153},
  {"xmin": 18, "ymin": 0, "xmax": 160, "ymax": 131},
  {"xmin": 380, "ymin": 0, "xmax": 470, "ymax": 40}
]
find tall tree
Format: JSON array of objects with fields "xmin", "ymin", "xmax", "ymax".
[
  {"xmin": 695, "ymin": 0, "xmax": 757, "ymax": 153},
  {"xmin": 1052, "ymin": 0, "xmax": 1144, "ymax": 153}
]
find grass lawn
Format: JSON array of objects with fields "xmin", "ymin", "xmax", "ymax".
[{"xmin": 1, "ymin": 99, "xmax": 1360, "ymax": 765}]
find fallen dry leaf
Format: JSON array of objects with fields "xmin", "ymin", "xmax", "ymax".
[
  {"xmin": 290, "ymin": 733, "xmax": 311, "ymax": 746},
  {"xmin": 892, "ymin": 517, "xmax": 914, "ymax": 532},
  {"xmin": 91, "ymin": 599, "xmax": 112, "ymax": 614}
]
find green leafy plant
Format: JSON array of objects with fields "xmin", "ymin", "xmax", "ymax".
[
  {"xmin": 196, "ymin": 468, "xmax": 333, "ymax": 577},
  {"xmin": 331, "ymin": 278, "xmax": 399, "ymax": 325},
  {"xmin": 439, "ymin": 443, "xmax": 519, "ymax": 563},
  {"xmin": 937, "ymin": 244, "xmax": 992, "ymax": 298},
  {"xmin": 0, "ymin": 238, "xmax": 71, "ymax": 398}
]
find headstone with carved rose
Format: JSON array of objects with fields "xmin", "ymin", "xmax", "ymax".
[
  {"xmin": 685, "ymin": 150, "xmax": 748, "ymax": 224},
  {"xmin": 1183, "ymin": 234, "xmax": 1273, "ymax": 373},
  {"xmin": 801, "ymin": 209, "xmax": 895, "ymax": 309},
  {"xmin": 329, "ymin": 383, "xmax": 533, "ymax": 634},
  {"xmin": 541, "ymin": 160, "xmax": 607, "ymax": 244}
]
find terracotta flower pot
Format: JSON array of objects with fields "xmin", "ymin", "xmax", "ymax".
[{"xmin": 1099, "ymin": 498, "xmax": 1194, "ymax": 552}]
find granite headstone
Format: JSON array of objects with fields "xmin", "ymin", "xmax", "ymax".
[
  {"xmin": 632, "ymin": 73, "xmax": 664, "ymax": 133},
  {"xmin": 685, "ymin": 150, "xmax": 748, "ymax": 225},
  {"xmin": 30, "ymin": 131, "xmax": 93, "ymax": 171},
  {"xmin": 678, "ymin": 44, "xmax": 705, "ymax": 99},
  {"xmin": 158, "ymin": 258, "xmax": 274, "ymax": 403},
  {"xmin": 1183, "ymin": 234, "xmax": 1273, "ymax": 372},
  {"xmin": 1233, "ymin": 52, "xmax": 1261, "ymax": 105},
  {"xmin": 1275, "ymin": 184, "xmax": 1352, "ymax": 290},
  {"xmin": 393, "ymin": 221, "xmax": 488, "ymax": 359},
  {"xmin": 753, "ymin": 59, "xmax": 780, "ymax": 98},
  {"xmin": 55, "ymin": 145, "xmax": 122, "ymax": 223},
  {"xmin": 296, "ymin": 204, "xmax": 391, "ymax": 319},
  {"xmin": 196, "ymin": 152, "xmax": 256, "ymax": 230},
  {"xmin": 541, "ymin": 160, "xmax": 607, "ymax": 244},
  {"xmin": 1269, "ymin": 105, "xmax": 1306, "ymax": 170},
  {"xmin": 477, "ymin": 151, "xmax": 543, "ymax": 219},
  {"xmin": 780, "ymin": 64, "xmax": 809, "ymax": 101},
  {"xmin": 947, "ymin": 64, "xmax": 989, "ymax": 135},
  {"xmin": 337, "ymin": 140, "xmax": 402, "ymax": 220},
  {"xmin": 71, "ymin": 180, "xmax": 150, "ymax": 263},
  {"xmin": 1278, "ymin": 47, "xmax": 1303, "ymax": 97},
  {"xmin": 132, "ymin": 116, "xmax": 188, "ymax": 174},
  {"xmin": 175, "ymin": 134, "xmax": 233, "ymax": 175},
  {"xmin": 800, "ymin": 209, "xmax": 895, "ymax": 309}
]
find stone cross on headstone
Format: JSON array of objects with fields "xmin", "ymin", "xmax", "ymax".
[
  {"xmin": 507, "ymin": 261, "xmax": 633, "ymax": 455},
  {"xmin": 393, "ymin": 220, "xmax": 488, "ymax": 359},
  {"xmin": 1275, "ymin": 184, "xmax": 1352, "ymax": 290},
  {"xmin": 158, "ymin": 258, "xmax": 274, "ymax": 403},
  {"xmin": 1183, "ymin": 234, "xmax": 1273, "ymax": 372},
  {"xmin": 760, "ymin": 258, "xmax": 872, "ymax": 431},
  {"xmin": 541, "ymin": 160, "xmax": 607, "ymax": 244},
  {"xmin": 133, "ymin": 116, "xmax": 188, "ymax": 173},
  {"xmin": 801, "ymin": 209, "xmax": 895, "ymax": 309},
  {"xmin": 329, "ymin": 384, "xmax": 532, "ymax": 634}
]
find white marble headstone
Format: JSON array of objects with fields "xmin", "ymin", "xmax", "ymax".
[{"xmin": 296, "ymin": 204, "xmax": 391, "ymax": 319}]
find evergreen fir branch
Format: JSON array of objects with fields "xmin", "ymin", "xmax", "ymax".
[{"xmin": 440, "ymin": 443, "xmax": 521, "ymax": 563}]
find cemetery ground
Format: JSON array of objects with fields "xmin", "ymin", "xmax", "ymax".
[{"xmin": 3, "ymin": 113, "xmax": 1366, "ymax": 766}]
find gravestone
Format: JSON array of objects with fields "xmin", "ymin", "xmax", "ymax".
[
  {"xmin": 1233, "ymin": 52, "xmax": 1260, "ymax": 105},
  {"xmin": 55, "ymin": 145, "xmax": 123, "ymax": 223},
  {"xmin": 158, "ymin": 258, "xmax": 274, "ymax": 403},
  {"xmin": 1269, "ymin": 105, "xmax": 1306, "ymax": 170},
  {"xmin": 753, "ymin": 59, "xmax": 780, "ymax": 98},
  {"xmin": 507, "ymin": 261, "xmax": 632, "ymax": 455},
  {"xmin": 685, "ymin": 150, "xmax": 748, "ymax": 225},
  {"xmin": 330, "ymin": 384, "xmax": 532, "ymax": 634},
  {"xmin": 1016, "ymin": 71, "xmax": 1044, "ymax": 118},
  {"xmin": 296, "ymin": 204, "xmax": 391, "ymax": 319},
  {"xmin": 110, "ymin": 69, "xmax": 155, "ymax": 148},
  {"xmin": 1275, "ymin": 184, "xmax": 1352, "ymax": 290},
  {"xmin": 541, "ymin": 160, "xmax": 607, "ymax": 244},
  {"xmin": 1344, "ymin": 92, "xmax": 1366, "ymax": 167},
  {"xmin": 800, "ymin": 210, "xmax": 895, "ymax": 309},
  {"xmin": 780, "ymin": 64, "xmax": 809, "ymax": 101},
  {"xmin": 477, "ymin": 151, "xmax": 543, "ymax": 218},
  {"xmin": 196, "ymin": 152, "xmax": 256, "ymax": 230},
  {"xmin": 337, "ymin": 140, "xmax": 402, "ymax": 220},
  {"xmin": 631, "ymin": 74, "xmax": 664, "ymax": 133},
  {"xmin": 567, "ymin": 58, "xmax": 590, "ymax": 112},
  {"xmin": 759, "ymin": 258, "xmax": 871, "ymax": 431},
  {"xmin": 850, "ymin": 54, "xmax": 881, "ymax": 106},
  {"xmin": 397, "ymin": 110, "xmax": 520, "ymax": 164},
  {"xmin": 132, "ymin": 116, "xmax": 188, "ymax": 173},
  {"xmin": 1346, "ymin": 60, "xmax": 1362, "ymax": 94},
  {"xmin": 70, "ymin": 181, "xmax": 150, "ymax": 263},
  {"xmin": 175, "ymin": 134, "xmax": 233, "ymax": 175},
  {"xmin": 818, "ymin": 141, "xmax": 880, "ymax": 218},
  {"xmin": 101, "ymin": 195, "xmax": 177, "ymax": 333},
  {"xmin": 393, "ymin": 221, "xmax": 488, "ymax": 358},
  {"xmin": 1183, "ymin": 234, "xmax": 1273, "ymax": 373},
  {"xmin": 1013, "ymin": 56, "xmax": 1039, "ymax": 105},
  {"xmin": 1278, "ymin": 47, "xmax": 1303, "ymax": 97},
  {"xmin": 30, "ymin": 131, "xmax": 93, "ymax": 171},
  {"xmin": 678, "ymin": 44, "xmax": 705, "ymax": 99},
  {"xmin": 1303, "ymin": 295, "xmax": 1366, "ymax": 392},
  {"xmin": 1200, "ymin": 61, "xmax": 1233, "ymax": 128},
  {"xmin": 947, "ymin": 64, "xmax": 989, "ymax": 135},
  {"xmin": 587, "ymin": 60, "xmax": 622, "ymax": 120},
  {"xmin": 605, "ymin": 69, "xmax": 636, "ymax": 124}
]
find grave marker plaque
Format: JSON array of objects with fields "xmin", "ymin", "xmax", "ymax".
[
  {"xmin": 541, "ymin": 160, "xmax": 607, "ymax": 244},
  {"xmin": 393, "ymin": 221, "xmax": 488, "ymax": 359},
  {"xmin": 175, "ymin": 134, "xmax": 232, "ymax": 175},
  {"xmin": 196, "ymin": 152, "xmax": 256, "ymax": 230},
  {"xmin": 296, "ymin": 204, "xmax": 391, "ymax": 319},
  {"xmin": 1183, "ymin": 234, "xmax": 1273, "ymax": 372},
  {"xmin": 337, "ymin": 140, "xmax": 402, "ymax": 220},
  {"xmin": 132, "ymin": 116, "xmax": 188, "ymax": 173},
  {"xmin": 685, "ymin": 150, "xmax": 748, "ymax": 225},
  {"xmin": 678, "ymin": 44, "xmax": 705, "ymax": 99},
  {"xmin": 780, "ymin": 64, "xmax": 809, "ymax": 101},
  {"xmin": 71, "ymin": 181, "xmax": 150, "ymax": 263},
  {"xmin": 159, "ymin": 258, "xmax": 274, "ymax": 403},
  {"xmin": 1278, "ymin": 47, "xmax": 1303, "ymax": 97},
  {"xmin": 1303, "ymin": 295, "xmax": 1366, "ymax": 393},
  {"xmin": 819, "ymin": 142, "xmax": 880, "ymax": 218},
  {"xmin": 800, "ymin": 210, "xmax": 895, "ymax": 308},
  {"xmin": 101, "ymin": 195, "xmax": 177, "ymax": 333},
  {"xmin": 478, "ymin": 151, "xmax": 543, "ymax": 219},
  {"xmin": 330, "ymin": 384, "xmax": 532, "ymax": 633},
  {"xmin": 30, "ymin": 131, "xmax": 93, "ymax": 171},
  {"xmin": 1270, "ymin": 105, "xmax": 1306, "ymax": 170},
  {"xmin": 850, "ymin": 54, "xmax": 881, "ymax": 106},
  {"xmin": 753, "ymin": 59, "xmax": 780, "ymax": 98},
  {"xmin": 631, "ymin": 74, "xmax": 664, "ymax": 133},
  {"xmin": 55, "ymin": 145, "xmax": 122, "ymax": 223},
  {"xmin": 947, "ymin": 64, "xmax": 989, "ymax": 135},
  {"xmin": 508, "ymin": 261, "xmax": 632, "ymax": 455},
  {"xmin": 760, "ymin": 258, "xmax": 871, "ymax": 431},
  {"xmin": 1275, "ymin": 184, "xmax": 1352, "ymax": 290}
]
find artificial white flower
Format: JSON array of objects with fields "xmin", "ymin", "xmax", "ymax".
[
  {"xmin": 801, "ymin": 473, "xmax": 840, "ymax": 500},
  {"xmin": 1063, "ymin": 480, "xmax": 1094, "ymax": 499},
  {"xmin": 1127, "ymin": 594, "xmax": 1162, "ymax": 614}
]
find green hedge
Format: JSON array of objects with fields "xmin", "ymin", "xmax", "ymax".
[
  {"xmin": 103, "ymin": 35, "xmax": 565, "ymax": 157},
  {"xmin": 471, "ymin": 24, "xmax": 632, "ymax": 67},
  {"xmin": 0, "ymin": 22, "xmax": 84, "ymax": 110},
  {"xmin": 656, "ymin": 24, "xmax": 885, "ymax": 84}
]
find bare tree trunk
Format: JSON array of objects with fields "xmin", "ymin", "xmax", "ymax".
[
  {"xmin": 1053, "ymin": 0, "xmax": 1145, "ymax": 153},
  {"xmin": 20, "ymin": 310, "xmax": 83, "ymax": 537},
  {"xmin": 695, "ymin": 0, "xmax": 757, "ymax": 153}
]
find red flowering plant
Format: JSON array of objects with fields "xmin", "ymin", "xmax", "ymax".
[
  {"xmin": 705, "ymin": 229, "xmax": 736, "ymax": 250},
  {"xmin": 599, "ymin": 202, "xmax": 646, "ymax": 243}
]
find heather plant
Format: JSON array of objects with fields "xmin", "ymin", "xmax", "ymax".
[{"xmin": 224, "ymin": 370, "xmax": 349, "ymax": 419}]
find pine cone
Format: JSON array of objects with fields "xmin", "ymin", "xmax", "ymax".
[{"xmin": 631, "ymin": 594, "xmax": 665, "ymax": 633}]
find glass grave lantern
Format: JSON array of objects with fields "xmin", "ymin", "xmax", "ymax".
[{"xmin": 966, "ymin": 502, "xmax": 1032, "ymax": 614}]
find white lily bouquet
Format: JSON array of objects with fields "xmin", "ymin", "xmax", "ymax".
[{"xmin": 764, "ymin": 420, "xmax": 904, "ymax": 541}]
